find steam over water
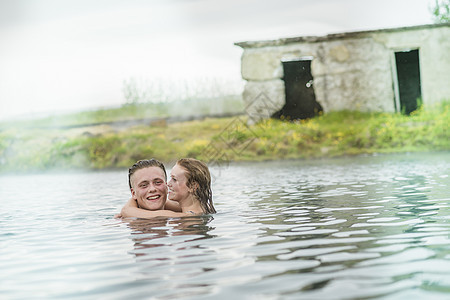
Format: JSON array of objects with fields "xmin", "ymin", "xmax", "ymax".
[{"xmin": 1, "ymin": 152, "xmax": 449, "ymax": 299}]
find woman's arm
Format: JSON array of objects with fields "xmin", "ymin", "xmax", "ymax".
[
  {"xmin": 120, "ymin": 198, "xmax": 185, "ymax": 219},
  {"xmin": 114, "ymin": 198, "xmax": 136, "ymax": 218},
  {"xmin": 165, "ymin": 200, "xmax": 182, "ymax": 212}
]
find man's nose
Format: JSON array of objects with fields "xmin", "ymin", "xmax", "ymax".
[{"xmin": 148, "ymin": 183, "xmax": 157, "ymax": 191}]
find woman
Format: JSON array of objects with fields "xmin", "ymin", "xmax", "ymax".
[{"xmin": 120, "ymin": 158, "xmax": 216, "ymax": 218}]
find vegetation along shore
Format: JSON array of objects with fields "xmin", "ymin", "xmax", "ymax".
[{"xmin": 0, "ymin": 101, "xmax": 448, "ymax": 173}]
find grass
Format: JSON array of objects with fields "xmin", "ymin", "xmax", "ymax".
[
  {"xmin": 197, "ymin": 102, "xmax": 449, "ymax": 162},
  {"xmin": 0, "ymin": 101, "xmax": 448, "ymax": 173}
]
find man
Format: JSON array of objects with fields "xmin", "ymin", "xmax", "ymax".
[{"xmin": 115, "ymin": 159, "xmax": 180, "ymax": 218}]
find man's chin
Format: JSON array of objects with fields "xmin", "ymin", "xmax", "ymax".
[
  {"xmin": 139, "ymin": 200, "xmax": 165, "ymax": 211},
  {"xmin": 148, "ymin": 204, "xmax": 165, "ymax": 211}
]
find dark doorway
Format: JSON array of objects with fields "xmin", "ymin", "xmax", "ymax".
[
  {"xmin": 395, "ymin": 49, "xmax": 422, "ymax": 115},
  {"xmin": 273, "ymin": 59, "xmax": 323, "ymax": 120}
]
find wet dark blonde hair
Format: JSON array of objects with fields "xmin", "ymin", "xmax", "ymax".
[{"xmin": 176, "ymin": 158, "xmax": 216, "ymax": 214}]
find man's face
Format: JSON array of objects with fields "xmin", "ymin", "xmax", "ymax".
[{"xmin": 130, "ymin": 166, "xmax": 168, "ymax": 211}]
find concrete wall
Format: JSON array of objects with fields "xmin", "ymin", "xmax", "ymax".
[
  {"xmin": 237, "ymin": 24, "xmax": 450, "ymax": 123},
  {"xmin": 373, "ymin": 25, "xmax": 450, "ymax": 108}
]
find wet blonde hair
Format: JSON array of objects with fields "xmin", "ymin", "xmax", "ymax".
[{"xmin": 176, "ymin": 158, "xmax": 216, "ymax": 214}]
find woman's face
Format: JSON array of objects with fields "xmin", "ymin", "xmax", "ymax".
[{"xmin": 167, "ymin": 164, "xmax": 191, "ymax": 202}]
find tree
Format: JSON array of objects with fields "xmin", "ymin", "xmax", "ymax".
[
  {"xmin": 430, "ymin": 0, "xmax": 450, "ymax": 23},
  {"xmin": 122, "ymin": 77, "xmax": 147, "ymax": 105}
]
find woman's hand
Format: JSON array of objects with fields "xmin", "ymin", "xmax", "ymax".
[{"xmin": 120, "ymin": 198, "xmax": 138, "ymax": 217}]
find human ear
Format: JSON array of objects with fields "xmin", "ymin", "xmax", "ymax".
[{"xmin": 130, "ymin": 188, "xmax": 137, "ymax": 200}]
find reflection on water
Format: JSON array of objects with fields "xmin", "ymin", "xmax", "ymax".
[{"xmin": 0, "ymin": 152, "xmax": 449, "ymax": 299}]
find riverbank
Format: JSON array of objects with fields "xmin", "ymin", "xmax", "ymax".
[{"xmin": 0, "ymin": 102, "xmax": 448, "ymax": 173}]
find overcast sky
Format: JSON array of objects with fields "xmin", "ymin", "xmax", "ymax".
[{"xmin": 0, "ymin": 0, "xmax": 435, "ymax": 120}]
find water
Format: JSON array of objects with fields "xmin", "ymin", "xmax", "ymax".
[{"xmin": 1, "ymin": 152, "xmax": 449, "ymax": 299}]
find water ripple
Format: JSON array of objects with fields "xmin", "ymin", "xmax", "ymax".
[{"xmin": 1, "ymin": 152, "xmax": 449, "ymax": 299}]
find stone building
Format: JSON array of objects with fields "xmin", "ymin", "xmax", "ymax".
[{"xmin": 235, "ymin": 23, "xmax": 449, "ymax": 123}]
